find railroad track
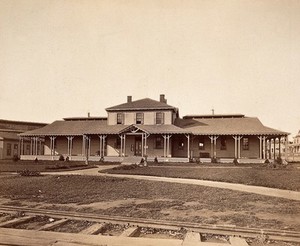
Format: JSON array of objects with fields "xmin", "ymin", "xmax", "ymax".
[{"xmin": 0, "ymin": 205, "xmax": 299, "ymax": 246}]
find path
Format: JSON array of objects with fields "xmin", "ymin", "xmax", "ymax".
[{"xmin": 44, "ymin": 166, "xmax": 300, "ymax": 201}]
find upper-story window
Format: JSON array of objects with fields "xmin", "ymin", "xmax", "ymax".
[
  {"xmin": 156, "ymin": 112, "xmax": 164, "ymax": 124},
  {"xmin": 117, "ymin": 113, "xmax": 124, "ymax": 124},
  {"xmin": 136, "ymin": 113, "xmax": 144, "ymax": 124}
]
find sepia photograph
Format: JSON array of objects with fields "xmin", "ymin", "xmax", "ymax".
[{"xmin": 0, "ymin": 0, "xmax": 300, "ymax": 245}]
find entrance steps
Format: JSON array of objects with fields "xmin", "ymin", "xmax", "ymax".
[{"xmin": 121, "ymin": 156, "xmax": 143, "ymax": 165}]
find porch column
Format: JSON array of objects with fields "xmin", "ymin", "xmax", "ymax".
[
  {"xmin": 35, "ymin": 137, "xmax": 39, "ymax": 155},
  {"xmin": 273, "ymin": 138, "xmax": 276, "ymax": 160},
  {"xmin": 185, "ymin": 134, "xmax": 190, "ymax": 159},
  {"xmin": 209, "ymin": 136, "xmax": 213, "ymax": 158},
  {"xmin": 123, "ymin": 134, "xmax": 126, "ymax": 156},
  {"xmin": 166, "ymin": 135, "xmax": 172, "ymax": 157},
  {"xmin": 163, "ymin": 135, "xmax": 167, "ymax": 157},
  {"xmin": 102, "ymin": 135, "xmax": 107, "ymax": 157},
  {"xmin": 279, "ymin": 136, "xmax": 282, "ymax": 158},
  {"xmin": 237, "ymin": 136, "xmax": 242, "ymax": 158},
  {"xmin": 30, "ymin": 137, "xmax": 33, "ymax": 155},
  {"xmin": 119, "ymin": 135, "xmax": 123, "ymax": 157},
  {"xmin": 269, "ymin": 139, "xmax": 272, "ymax": 159},
  {"xmin": 262, "ymin": 136, "xmax": 266, "ymax": 159},
  {"xmin": 20, "ymin": 137, "xmax": 24, "ymax": 155},
  {"xmin": 144, "ymin": 134, "xmax": 149, "ymax": 156},
  {"xmin": 88, "ymin": 136, "xmax": 91, "ymax": 157},
  {"xmin": 67, "ymin": 137, "xmax": 74, "ymax": 156},
  {"xmin": 258, "ymin": 136, "xmax": 263, "ymax": 159},
  {"xmin": 50, "ymin": 137, "xmax": 52, "ymax": 156},
  {"xmin": 67, "ymin": 137, "xmax": 70, "ymax": 156},
  {"xmin": 233, "ymin": 136, "xmax": 237, "ymax": 158},
  {"xmin": 99, "ymin": 135, "xmax": 102, "ymax": 157},
  {"xmin": 119, "ymin": 134, "xmax": 126, "ymax": 157},
  {"xmin": 82, "ymin": 135, "xmax": 86, "ymax": 156},
  {"xmin": 70, "ymin": 137, "xmax": 73, "ymax": 156}
]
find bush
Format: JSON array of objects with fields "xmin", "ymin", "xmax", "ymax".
[
  {"xmin": 233, "ymin": 158, "xmax": 239, "ymax": 165},
  {"xmin": 65, "ymin": 156, "xmax": 69, "ymax": 162},
  {"xmin": 264, "ymin": 159, "xmax": 270, "ymax": 164},
  {"xmin": 34, "ymin": 157, "xmax": 38, "ymax": 162},
  {"xmin": 154, "ymin": 157, "xmax": 158, "ymax": 164},
  {"xmin": 59, "ymin": 155, "xmax": 65, "ymax": 161},
  {"xmin": 112, "ymin": 164, "xmax": 138, "ymax": 170},
  {"xmin": 276, "ymin": 157, "xmax": 283, "ymax": 165},
  {"xmin": 13, "ymin": 154, "xmax": 19, "ymax": 162},
  {"xmin": 19, "ymin": 169, "xmax": 41, "ymax": 177},
  {"xmin": 211, "ymin": 157, "xmax": 218, "ymax": 163}
]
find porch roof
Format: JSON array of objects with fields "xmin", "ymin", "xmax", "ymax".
[
  {"xmin": 119, "ymin": 124, "xmax": 191, "ymax": 135},
  {"xmin": 175, "ymin": 117, "xmax": 289, "ymax": 136},
  {"xmin": 19, "ymin": 120, "xmax": 124, "ymax": 136}
]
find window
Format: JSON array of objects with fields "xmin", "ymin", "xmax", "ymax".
[
  {"xmin": 7, "ymin": 143, "xmax": 12, "ymax": 156},
  {"xmin": 117, "ymin": 113, "xmax": 124, "ymax": 124},
  {"xmin": 199, "ymin": 137, "xmax": 205, "ymax": 150},
  {"xmin": 220, "ymin": 137, "xmax": 227, "ymax": 150},
  {"xmin": 156, "ymin": 112, "xmax": 164, "ymax": 124},
  {"xmin": 136, "ymin": 113, "xmax": 144, "ymax": 124},
  {"xmin": 242, "ymin": 137, "xmax": 249, "ymax": 150},
  {"xmin": 155, "ymin": 137, "xmax": 163, "ymax": 149},
  {"xmin": 178, "ymin": 139, "xmax": 184, "ymax": 150}
]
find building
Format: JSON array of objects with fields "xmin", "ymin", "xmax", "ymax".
[
  {"xmin": 20, "ymin": 95, "xmax": 289, "ymax": 163},
  {"xmin": 0, "ymin": 119, "xmax": 47, "ymax": 160},
  {"xmin": 289, "ymin": 130, "xmax": 300, "ymax": 161}
]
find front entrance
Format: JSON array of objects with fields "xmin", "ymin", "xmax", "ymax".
[{"xmin": 135, "ymin": 137, "xmax": 142, "ymax": 156}]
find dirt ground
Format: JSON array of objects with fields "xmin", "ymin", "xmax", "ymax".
[{"xmin": 0, "ymin": 174, "xmax": 299, "ymax": 232}]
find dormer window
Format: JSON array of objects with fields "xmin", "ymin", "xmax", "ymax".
[
  {"xmin": 156, "ymin": 112, "xmax": 164, "ymax": 124},
  {"xmin": 117, "ymin": 113, "xmax": 124, "ymax": 124},
  {"xmin": 136, "ymin": 113, "xmax": 144, "ymax": 124}
]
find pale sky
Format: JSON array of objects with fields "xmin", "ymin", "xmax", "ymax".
[{"xmin": 0, "ymin": 0, "xmax": 299, "ymax": 137}]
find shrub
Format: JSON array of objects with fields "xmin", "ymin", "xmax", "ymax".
[
  {"xmin": 19, "ymin": 169, "xmax": 41, "ymax": 177},
  {"xmin": 211, "ymin": 157, "xmax": 218, "ymax": 163},
  {"xmin": 264, "ymin": 159, "xmax": 270, "ymax": 164},
  {"xmin": 65, "ymin": 156, "xmax": 69, "ymax": 162},
  {"xmin": 154, "ymin": 157, "xmax": 158, "ymax": 164},
  {"xmin": 34, "ymin": 157, "xmax": 38, "ymax": 162},
  {"xmin": 276, "ymin": 157, "xmax": 283, "ymax": 165},
  {"xmin": 99, "ymin": 157, "xmax": 104, "ymax": 163},
  {"xmin": 13, "ymin": 154, "xmax": 19, "ymax": 162},
  {"xmin": 59, "ymin": 155, "xmax": 65, "ymax": 161},
  {"xmin": 112, "ymin": 164, "xmax": 138, "ymax": 170},
  {"xmin": 233, "ymin": 158, "xmax": 239, "ymax": 165}
]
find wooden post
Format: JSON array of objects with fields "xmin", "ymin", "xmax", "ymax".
[
  {"xmin": 279, "ymin": 136, "xmax": 281, "ymax": 158},
  {"xmin": 209, "ymin": 136, "xmax": 214, "ymax": 158},
  {"xmin": 124, "ymin": 134, "xmax": 126, "ymax": 156}
]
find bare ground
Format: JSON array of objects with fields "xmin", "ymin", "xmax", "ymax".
[{"xmin": 0, "ymin": 174, "xmax": 299, "ymax": 231}]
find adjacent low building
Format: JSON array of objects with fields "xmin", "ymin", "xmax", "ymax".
[
  {"xmin": 20, "ymin": 95, "xmax": 289, "ymax": 163},
  {"xmin": 0, "ymin": 119, "xmax": 47, "ymax": 160}
]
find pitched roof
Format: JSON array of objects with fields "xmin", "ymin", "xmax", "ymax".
[
  {"xmin": 175, "ymin": 117, "xmax": 288, "ymax": 136},
  {"xmin": 106, "ymin": 98, "xmax": 176, "ymax": 111}
]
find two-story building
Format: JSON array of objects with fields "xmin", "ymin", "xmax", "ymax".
[{"xmin": 19, "ymin": 95, "xmax": 289, "ymax": 163}]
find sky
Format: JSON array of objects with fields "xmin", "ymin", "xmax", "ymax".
[{"xmin": 0, "ymin": 0, "xmax": 299, "ymax": 137}]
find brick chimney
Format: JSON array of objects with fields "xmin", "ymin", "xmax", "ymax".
[
  {"xmin": 127, "ymin": 96, "xmax": 132, "ymax": 103},
  {"xmin": 160, "ymin": 94, "xmax": 167, "ymax": 103}
]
